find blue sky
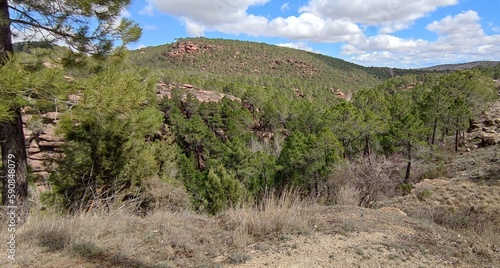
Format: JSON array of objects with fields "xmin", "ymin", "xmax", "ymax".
[{"xmin": 122, "ymin": 0, "xmax": 500, "ymax": 68}]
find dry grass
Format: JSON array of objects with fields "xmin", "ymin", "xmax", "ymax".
[
  {"xmin": 0, "ymin": 188, "xmax": 324, "ymax": 267},
  {"xmin": 135, "ymin": 176, "xmax": 193, "ymax": 213},
  {"xmin": 405, "ymin": 205, "xmax": 500, "ymax": 265},
  {"xmin": 335, "ymin": 184, "xmax": 360, "ymax": 206},
  {"xmin": 0, "ymin": 208, "xmax": 230, "ymax": 267},
  {"xmin": 379, "ymin": 175, "xmax": 500, "ymax": 261},
  {"xmin": 223, "ymin": 189, "xmax": 321, "ymax": 240}
]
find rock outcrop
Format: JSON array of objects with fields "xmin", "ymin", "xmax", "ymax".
[
  {"xmin": 156, "ymin": 82, "xmax": 240, "ymax": 102},
  {"xmin": 23, "ymin": 110, "xmax": 64, "ymax": 192},
  {"xmin": 467, "ymin": 95, "xmax": 500, "ymax": 148},
  {"xmin": 165, "ymin": 41, "xmax": 213, "ymax": 58}
]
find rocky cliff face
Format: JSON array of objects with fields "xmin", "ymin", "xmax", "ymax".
[
  {"xmin": 22, "ymin": 111, "xmax": 64, "ymax": 192},
  {"xmin": 467, "ymin": 81, "xmax": 500, "ymax": 148}
]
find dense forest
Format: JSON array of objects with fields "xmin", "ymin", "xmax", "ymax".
[{"xmin": 2, "ymin": 38, "xmax": 500, "ymax": 216}]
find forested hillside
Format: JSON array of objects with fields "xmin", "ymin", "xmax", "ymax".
[
  {"xmin": 2, "ymin": 37, "xmax": 500, "ymax": 267},
  {"xmin": 6, "ymin": 38, "xmax": 498, "ymax": 214},
  {"xmin": 129, "ymin": 38, "xmax": 386, "ymax": 97}
]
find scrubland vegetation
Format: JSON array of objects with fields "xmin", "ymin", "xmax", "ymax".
[{"xmin": 1, "ymin": 38, "xmax": 500, "ymax": 266}]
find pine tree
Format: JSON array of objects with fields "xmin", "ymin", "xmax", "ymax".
[
  {"xmin": 0, "ymin": 0, "xmax": 140, "ymax": 216},
  {"xmin": 49, "ymin": 66, "xmax": 165, "ymax": 211},
  {"xmin": 385, "ymin": 91, "xmax": 427, "ymax": 183},
  {"xmin": 324, "ymin": 99, "xmax": 363, "ymax": 157},
  {"xmin": 353, "ymin": 87, "xmax": 390, "ymax": 156}
]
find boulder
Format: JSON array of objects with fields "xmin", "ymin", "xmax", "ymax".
[
  {"xmin": 42, "ymin": 112, "xmax": 60, "ymax": 121},
  {"xmin": 41, "ymin": 124, "xmax": 56, "ymax": 135},
  {"xmin": 29, "ymin": 152, "xmax": 48, "ymax": 160},
  {"xmin": 22, "ymin": 114, "xmax": 33, "ymax": 124},
  {"xmin": 480, "ymin": 133, "xmax": 498, "ymax": 147},
  {"xmin": 28, "ymin": 146, "xmax": 41, "ymax": 153},
  {"xmin": 29, "ymin": 160, "xmax": 46, "ymax": 172}
]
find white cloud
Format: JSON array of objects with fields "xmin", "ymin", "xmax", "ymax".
[
  {"xmin": 146, "ymin": 0, "xmax": 456, "ymax": 42},
  {"xmin": 120, "ymin": 8, "xmax": 131, "ymax": 18},
  {"xmin": 131, "ymin": 44, "xmax": 147, "ymax": 50},
  {"xmin": 345, "ymin": 10, "xmax": 500, "ymax": 67},
  {"xmin": 280, "ymin": 2, "xmax": 290, "ymax": 12},
  {"xmin": 139, "ymin": 0, "xmax": 155, "ymax": 16},
  {"xmin": 150, "ymin": 0, "xmax": 269, "ymax": 25},
  {"xmin": 11, "ymin": 27, "xmax": 56, "ymax": 43},
  {"xmin": 489, "ymin": 22, "xmax": 500, "ymax": 33},
  {"xmin": 299, "ymin": 0, "xmax": 457, "ymax": 33},
  {"xmin": 185, "ymin": 20, "xmax": 206, "ymax": 36},
  {"xmin": 276, "ymin": 42, "xmax": 316, "ymax": 52},
  {"xmin": 426, "ymin": 10, "xmax": 482, "ymax": 37},
  {"xmin": 149, "ymin": 0, "xmax": 362, "ymax": 41},
  {"xmin": 345, "ymin": 34, "xmax": 429, "ymax": 53},
  {"xmin": 143, "ymin": 25, "xmax": 159, "ymax": 31}
]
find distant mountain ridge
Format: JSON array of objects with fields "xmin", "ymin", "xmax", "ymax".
[{"xmin": 420, "ymin": 61, "xmax": 500, "ymax": 71}]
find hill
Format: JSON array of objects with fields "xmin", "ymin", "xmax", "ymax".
[
  {"xmin": 129, "ymin": 38, "xmax": 389, "ymax": 96},
  {"xmin": 421, "ymin": 61, "xmax": 500, "ymax": 71}
]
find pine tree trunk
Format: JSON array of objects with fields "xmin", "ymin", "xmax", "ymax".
[
  {"xmin": 1, "ymin": 0, "xmax": 13, "ymax": 61},
  {"xmin": 431, "ymin": 117, "xmax": 437, "ymax": 145},
  {"xmin": 314, "ymin": 172, "xmax": 319, "ymax": 198},
  {"xmin": 404, "ymin": 161, "xmax": 411, "ymax": 184},
  {"xmin": 404, "ymin": 142, "xmax": 412, "ymax": 184},
  {"xmin": 0, "ymin": 109, "xmax": 29, "ymax": 219},
  {"xmin": 363, "ymin": 135, "xmax": 371, "ymax": 157},
  {"xmin": 1, "ymin": 0, "xmax": 29, "ymax": 221}
]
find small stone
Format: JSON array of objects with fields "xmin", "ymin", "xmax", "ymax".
[{"xmin": 42, "ymin": 112, "xmax": 60, "ymax": 121}]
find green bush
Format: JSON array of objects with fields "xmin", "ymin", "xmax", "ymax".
[{"xmin": 47, "ymin": 66, "xmax": 178, "ymax": 212}]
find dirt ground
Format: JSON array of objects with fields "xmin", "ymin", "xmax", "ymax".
[{"xmin": 226, "ymin": 205, "xmax": 498, "ymax": 268}]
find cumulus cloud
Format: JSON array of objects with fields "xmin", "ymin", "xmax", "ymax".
[
  {"xmin": 276, "ymin": 42, "xmax": 316, "ymax": 52},
  {"xmin": 148, "ymin": 0, "xmax": 362, "ymax": 40},
  {"xmin": 346, "ymin": 10, "xmax": 500, "ymax": 67},
  {"xmin": 300, "ymin": 0, "xmax": 457, "ymax": 33}
]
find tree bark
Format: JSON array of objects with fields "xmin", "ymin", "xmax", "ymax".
[
  {"xmin": 314, "ymin": 172, "xmax": 319, "ymax": 198},
  {"xmin": 0, "ymin": 0, "xmax": 13, "ymax": 62},
  {"xmin": 0, "ymin": 109, "xmax": 29, "ymax": 218},
  {"xmin": 431, "ymin": 117, "xmax": 437, "ymax": 145},
  {"xmin": 404, "ymin": 141, "xmax": 412, "ymax": 184},
  {"xmin": 1, "ymin": 0, "xmax": 29, "ymax": 220},
  {"xmin": 363, "ymin": 135, "xmax": 371, "ymax": 157}
]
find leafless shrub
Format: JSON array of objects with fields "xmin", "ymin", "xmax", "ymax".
[{"xmin": 326, "ymin": 154, "xmax": 406, "ymax": 207}]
